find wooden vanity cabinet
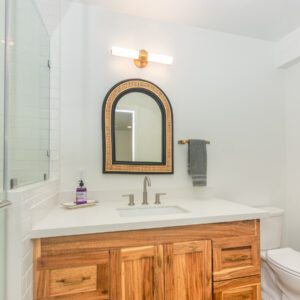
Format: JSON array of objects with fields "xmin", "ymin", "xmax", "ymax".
[{"xmin": 33, "ymin": 220, "xmax": 261, "ymax": 300}]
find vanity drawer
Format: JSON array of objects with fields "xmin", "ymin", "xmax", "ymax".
[
  {"xmin": 213, "ymin": 275, "xmax": 261, "ymax": 300},
  {"xmin": 50, "ymin": 265, "xmax": 97, "ymax": 296},
  {"xmin": 213, "ymin": 236, "xmax": 260, "ymax": 281},
  {"xmin": 34, "ymin": 251, "xmax": 110, "ymax": 300}
]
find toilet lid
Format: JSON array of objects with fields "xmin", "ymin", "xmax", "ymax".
[{"xmin": 267, "ymin": 248, "xmax": 300, "ymax": 277}]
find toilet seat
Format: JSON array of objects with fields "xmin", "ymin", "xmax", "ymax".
[{"xmin": 267, "ymin": 248, "xmax": 300, "ymax": 278}]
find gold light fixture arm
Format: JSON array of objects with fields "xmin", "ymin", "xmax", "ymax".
[
  {"xmin": 111, "ymin": 46, "xmax": 173, "ymax": 67},
  {"xmin": 134, "ymin": 49, "xmax": 148, "ymax": 68}
]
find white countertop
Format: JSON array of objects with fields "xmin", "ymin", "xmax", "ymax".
[{"xmin": 31, "ymin": 198, "xmax": 268, "ymax": 239}]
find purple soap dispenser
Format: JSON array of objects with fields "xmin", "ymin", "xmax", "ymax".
[{"xmin": 76, "ymin": 180, "xmax": 87, "ymax": 205}]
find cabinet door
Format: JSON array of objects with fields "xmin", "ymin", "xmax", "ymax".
[
  {"xmin": 110, "ymin": 245, "xmax": 164, "ymax": 300},
  {"xmin": 213, "ymin": 275, "xmax": 261, "ymax": 300},
  {"xmin": 164, "ymin": 240, "xmax": 212, "ymax": 300},
  {"xmin": 35, "ymin": 251, "xmax": 109, "ymax": 300}
]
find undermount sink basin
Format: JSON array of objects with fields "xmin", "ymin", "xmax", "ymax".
[{"xmin": 117, "ymin": 205, "xmax": 190, "ymax": 218}]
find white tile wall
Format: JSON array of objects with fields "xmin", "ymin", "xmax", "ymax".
[{"xmin": 7, "ymin": 180, "xmax": 59, "ymax": 300}]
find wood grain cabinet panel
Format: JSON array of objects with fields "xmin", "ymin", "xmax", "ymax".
[
  {"xmin": 213, "ymin": 236, "xmax": 260, "ymax": 281},
  {"xmin": 110, "ymin": 245, "xmax": 164, "ymax": 300},
  {"xmin": 34, "ymin": 247, "xmax": 110, "ymax": 300},
  {"xmin": 39, "ymin": 221, "xmax": 258, "ymax": 257},
  {"xmin": 165, "ymin": 240, "xmax": 212, "ymax": 300},
  {"xmin": 213, "ymin": 275, "xmax": 261, "ymax": 300}
]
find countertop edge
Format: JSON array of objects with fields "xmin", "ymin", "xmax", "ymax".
[{"xmin": 30, "ymin": 211, "xmax": 268, "ymax": 239}]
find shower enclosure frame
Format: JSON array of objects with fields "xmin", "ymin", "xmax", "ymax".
[{"xmin": 0, "ymin": 0, "xmax": 12, "ymax": 298}]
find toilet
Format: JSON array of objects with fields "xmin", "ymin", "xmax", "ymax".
[{"xmin": 261, "ymin": 206, "xmax": 300, "ymax": 300}]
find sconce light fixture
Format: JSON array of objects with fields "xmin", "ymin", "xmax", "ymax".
[{"xmin": 111, "ymin": 46, "xmax": 173, "ymax": 68}]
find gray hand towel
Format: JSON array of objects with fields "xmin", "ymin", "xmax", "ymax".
[{"xmin": 188, "ymin": 139, "xmax": 207, "ymax": 186}]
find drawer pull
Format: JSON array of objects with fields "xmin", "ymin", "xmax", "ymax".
[
  {"xmin": 224, "ymin": 255, "xmax": 249, "ymax": 263},
  {"xmin": 56, "ymin": 276, "xmax": 91, "ymax": 285}
]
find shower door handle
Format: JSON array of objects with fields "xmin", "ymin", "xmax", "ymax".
[{"xmin": 0, "ymin": 201, "xmax": 12, "ymax": 209}]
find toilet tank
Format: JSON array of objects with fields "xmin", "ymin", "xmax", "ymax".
[{"xmin": 260, "ymin": 206, "xmax": 284, "ymax": 251}]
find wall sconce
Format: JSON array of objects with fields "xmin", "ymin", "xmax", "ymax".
[{"xmin": 111, "ymin": 46, "xmax": 173, "ymax": 68}]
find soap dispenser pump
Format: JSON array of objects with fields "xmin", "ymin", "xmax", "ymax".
[{"xmin": 76, "ymin": 180, "xmax": 87, "ymax": 205}]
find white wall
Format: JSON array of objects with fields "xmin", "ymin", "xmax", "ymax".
[
  {"xmin": 284, "ymin": 62, "xmax": 300, "ymax": 250},
  {"xmin": 59, "ymin": 2, "xmax": 285, "ymax": 207},
  {"xmin": 34, "ymin": 0, "xmax": 71, "ymax": 36},
  {"xmin": 276, "ymin": 27, "xmax": 300, "ymax": 68}
]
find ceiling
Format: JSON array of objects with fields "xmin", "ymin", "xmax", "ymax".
[{"xmin": 83, "ymin": 0, "xmax": 300, "ymax": 41}]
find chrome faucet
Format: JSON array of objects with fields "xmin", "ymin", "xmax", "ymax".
[{"xmin": 142, "ymin": 176, "xmax": 151, "ymax": 205}]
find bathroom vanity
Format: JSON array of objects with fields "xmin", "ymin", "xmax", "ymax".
[{"xmin": 32, "ymin": 199, "xmax": 266, "ymax": 300}]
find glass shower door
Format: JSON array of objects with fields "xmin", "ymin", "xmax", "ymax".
[
  {"xmin": 7, "ymin": 0, "xmax": 51, "ymax": 188},
  {"xmin": 0, "ymin": 0, "xmax": 8, "ymax": 298}
]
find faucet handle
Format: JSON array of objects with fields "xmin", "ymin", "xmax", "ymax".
[
  {"xmin": 122, "ymin": 194, "xmax": 135, "ymax": 206},
  {"xmin": 155, "ymin": 193, "xmax": 166, "ymax": 205}
]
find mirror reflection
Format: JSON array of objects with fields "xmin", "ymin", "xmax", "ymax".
[{"xmin": 114, "ymin": 92, "xmax": 162, "ymax": 163}]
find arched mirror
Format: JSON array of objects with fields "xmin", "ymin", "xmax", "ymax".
[{"xmin": 102, "ymin": 79, "xmax": 173, "ymax": 173}]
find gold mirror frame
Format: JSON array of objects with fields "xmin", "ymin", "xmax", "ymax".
[{"xmin": 102, "ymin": 79, "xmax": 173, "ymax": 174}]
